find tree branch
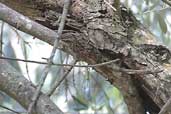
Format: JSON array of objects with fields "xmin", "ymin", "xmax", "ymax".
[
  {"xmin": 0, "ymin": 104, "xmax": 22, "ymax": 114},
  {"xmin": 27, "ymin": 0, "xmax": 70, "ymax": 113},
  {"xmin": 0, "ymin": 3, "xmax": 57, "ymax": 45},
  {"xmin": 0, "ymin": 59, "xmax": 64, "ymax": 114},
  {"xmin": 158, "ymin": 97, "xmax": 171, "ymax": 114},
  {"xmin": 0, "ymin": 4, "xmax": 143, "ymax": 113},
  {"xmin": 1, "ymin": 1, "xmax": 171, "ymax": 114},
  {"xmin": 162, "ymin": 0, "xmax": 171, "ymax": 7},
  {"xmin": 47, "ymin": 60, "xmax": 76, "ymax": 96}
]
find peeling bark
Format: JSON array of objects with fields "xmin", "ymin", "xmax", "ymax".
[{"xmin": 0, "ymin": 1, "xmax": 171, "ymax": 114}]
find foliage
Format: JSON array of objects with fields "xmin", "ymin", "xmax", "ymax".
[{"xmin": 122, "ymin": 0, "xmax": 171, "ymax": 45}]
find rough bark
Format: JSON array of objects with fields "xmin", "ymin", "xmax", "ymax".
[
  {"xmin": 0, "ymin": 0, "xmax": 171, "ymax": 114},
  {"xmin": 0, "ymin": 60, "xmax": 64, "ymax": 114}
]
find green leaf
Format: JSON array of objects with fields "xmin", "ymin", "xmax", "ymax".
[
  {"xmin": 70, "ymin": 95, "xmax": 89, "ymax": 111},
  {"xmin": 148, "ymin": 0, "xmax": 159, "ymax": 11},
  {"xmin": 158, "ymin": 13, "xmax": 167, "ymax": 33}
]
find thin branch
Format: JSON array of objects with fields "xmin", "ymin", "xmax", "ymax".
[
  {"xmin": 47, "ymin": 60, "xmax": 77, "ymax": 96},
  {"xmin": 0, "ymin": 21, "xmax": 4, "ymax": 55},
  {"xmin": 162, "ymin": 0, "xmax": 171, "ymax": 7},
  {"xmin": 104, "ymin": 0, "xmax": 117, "ymax": 11},
  {"xmin": 0, "ymin": 3, "xmax": 58, "ymax": 45},
  {"xmin": 0, "ymin": 56, "xmax": 162, "ymax": 74},
  {"xmin": 11, "ymin": 27, "xmax": 32, "ymax": 82},
  {"xmin": 23, "ymin": 43, "xmax": 31, "ymax": 82},
  {"xmin": 158, "ymin": 97, "xmax": 171, "ymax": 114},
  {"xmin": 0, "ymin": 59, "xmax": 64, "ymax": 114},
  {"xmin": 27, "ymin": 0, "xmax": 71, "ymax": 114},
  {"xmin": 115, "ymin": 67, "xmax": 162, "ymax": 74},
  {"xmin": 0, "ymin": 104, "xmax": 23, "ymax": 114},
  {"xmin": 0, "ymin": 56, "xmax": 119, "ymax": 67}
]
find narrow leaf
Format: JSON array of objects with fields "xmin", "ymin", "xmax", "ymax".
[{"xmin": 158, "ymin": 13, "xmax": 167, "ymax": 33}]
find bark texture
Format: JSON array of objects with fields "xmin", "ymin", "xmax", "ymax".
[
  {"xmin": 0, "ymin": 60, "xmax": 64, "ymax": 114},
  {"xmin": 0, "ymin": 0, "xmax": 171, "ymax": 114}
]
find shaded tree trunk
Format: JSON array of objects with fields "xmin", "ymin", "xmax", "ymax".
[{"xmin": 0, "ymin": 0, "xmax": 171, "ymax": 114}]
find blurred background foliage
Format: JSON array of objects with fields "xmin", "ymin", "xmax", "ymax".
[
  {"xmin": 122, "ymin": 0, "xmax": 171, "ymax": 45},
  {"xmin": 0, "ymin": 0, "xmax": 171, "ymax": 114}
]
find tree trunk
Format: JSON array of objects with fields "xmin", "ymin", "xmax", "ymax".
[{"xmin": 0, "ymin": 0, "xmax": 171, "ymax": 114}]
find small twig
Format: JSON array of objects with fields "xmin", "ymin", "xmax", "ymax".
[
  {"xmin": 0, "ymin": 104, "xmax": 23, "ymax": 114},
  {"xmin": 0, "ymin": 56, "xmax": 162, "ymax": 74},
  {"xmin": 0, "ymin": 56, "xmax": 119, "ymax": 67},
  {"xmin": 22, "ymin": 41, "xmax": 32, "ymax": 82},
  {"xmin": 158, "ymin": 97, "xmax": 171, "ymax": 114},
  {"xmin": 11, "ymin": 27, "xmax": 32, "ymax": 82},
  {"xmin": 104, "ymin": 0, "xmax": 117, "ymax": 11},
  {"xmin": 47, "ymin": 60, "xmax": 77, "ymax": 96},
  {"xmin": 27, "ymin": 0, "xmax": 71, "ymax": 114},
  {"xmin": 10, "ymin": 27, "xmax": 21, "ymax": 43},
  {"xmin": 162, "ymin": 0, "xmax": 171, "ymax": 7},
  {"xmin": 0, "ymin": 21, "xmax": 4, "ymax": 55},
  {"xmin": 115, "ymin": 67, "xmax": 163, "ymax": 75}
]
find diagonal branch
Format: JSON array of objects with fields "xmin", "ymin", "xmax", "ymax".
[
  {"xmin": 0, "ymin": 59, "xmax": 64, "ymax": 114},
  {"xmin": 0, "ymin": 3, "xmax": 57, "ymax": 45},
  {"xmin": 162, "ymin": 0, "xmax": 171, "ymax": 6},
  {"xmin": 0, "ymin": 104, "xmax": 22, "ymax": 114},
  {"xmin": 47, "ymin": 60, "xmax": 77, "ymax": 96},
  {"xmin": 158, "ymin": 97, "xmax": 171, "ymax": 114},
  {"xmin": 27, "ymin": 0, "xmax": 71, "ymax": 114},
  {"xmin": 0, "ymin": 21, "xmax": 4, "ymax": 55}
]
